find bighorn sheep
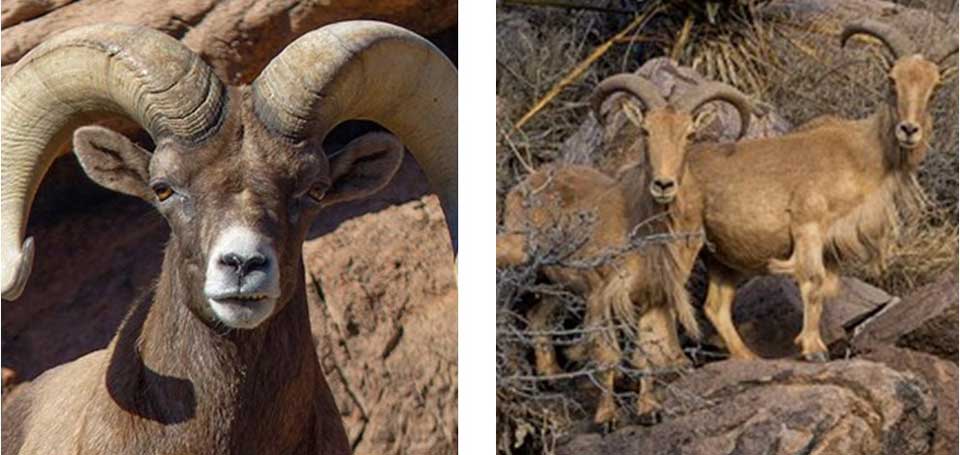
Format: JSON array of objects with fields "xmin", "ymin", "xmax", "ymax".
[
  {"xmin": 498, "ymin": 74, "xmax": 752, "ymax": 425},
  {"xmin": 687, "ymin": 19, "xmax": 956, "ymax": 362},
  {"xmin": 0, "ymin": 22, "xmax": 456, "ymax": 454}
]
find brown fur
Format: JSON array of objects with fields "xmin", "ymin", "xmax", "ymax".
[
  {"xmin": 499, "ymin": 103, "xmax": 716, "ymax": 426},
  {"xmin": 688, "ymin": 54, "xmax": 941, "ymax": 360},
  {"xmin": 0, "ymin": 87, "xmax": 396, "ymax": 454}
]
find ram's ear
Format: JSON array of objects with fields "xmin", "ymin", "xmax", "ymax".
[
  {"xmin": 319, "ymin": 132, "xmax": 404, "ymax": 207},
  {"xmin": 73, "ymin": 126, "xmax": 153, "ymax": 201}
]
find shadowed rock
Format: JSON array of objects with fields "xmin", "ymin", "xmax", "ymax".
[{"xmin": 852, "ymin": 271, "xmax": 958, "ymax": 361}]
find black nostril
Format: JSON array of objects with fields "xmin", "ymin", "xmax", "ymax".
[
  {"xmin": 220, "ymin": 253, "xmax": 243, "ymax": 269},
  {"xmin": 245, "ymin": 254, "xmax": 267, "ymax": 272},
  {"xmin": 653, "ymin": 179, "xmax": 676, "ymax": 191},
  {"xmin": 899, "ymin": 123, "xmax": 919, "ymax": 135},
  {"xmin": 220, "ymin": 252, "xmax": 268, "ymax": 275}
]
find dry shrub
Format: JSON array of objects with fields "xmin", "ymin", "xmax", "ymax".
[
  {"xmin": 496, "ymin": 1, "xmax": 957, "ymax": 453},
  {"xmin": 495, "ymin": 213, "xmax": 595, "ymax": 454}
]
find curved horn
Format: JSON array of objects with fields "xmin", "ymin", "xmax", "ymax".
[
  {"xmin": 675, "ymin": 82, "xmax": 754, "ymax": 140},
  {"xmin": 1, "ymin": 24, "xmax": 226, "ymax": 300},
  {"xmin": 590, "ymin": 74, "xmax": 667, "ymax": 123},
  {"xmin": 841, "ymin": 19, "xmax": 917, "ymax": 60},
  {"xmin": 252, "ymin": 21, "xmax": 458, "ymax": 255},
  {"xmin": 934, "ymin": 39, "xmax": 958, "ymax": 66}
]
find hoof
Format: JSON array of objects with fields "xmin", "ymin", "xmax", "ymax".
[
  {"xmin": 632, "ymin": 409, "xmax": 662, "ymax": 426},
  {"xmin": 584, "ymin": 418, "xmax": 618, "ymax": 434},
  {"xmin": 592, "ymin": 406, "xmax": 619, "ymax": 433},
  {"xmin": 803, "ymin": 351, "xmax": 829, "ymax": 363}
]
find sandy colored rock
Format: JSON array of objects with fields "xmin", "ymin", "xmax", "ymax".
[
  {"xmin": 304, "ymin": 196, "xmax": 456, "ymax": 455},
  {"xmin": 559, "ymin": 360, "xmax": 936, "ymax": 455},
  {"xmin": 1, "ymin": 0, "xmax": 75, "ymax": 27}
]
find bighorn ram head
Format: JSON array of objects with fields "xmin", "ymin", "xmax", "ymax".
[
  {"xmin": 1, "ymin": 22, "xmax": 457, "ymax": 330},
  {"xmin": 590, "ymin": 74, "xmax": 752, "ymax": 204},
  {"xmin": 842, "ymin": 19, "xmax": 958, "ymax": 151}
]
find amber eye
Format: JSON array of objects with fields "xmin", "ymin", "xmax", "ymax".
[
  {"xmin": 308, "ymin": 187, "xmax": 327, "ymax": 202},
  {"xmin": 152, "ymin": 182, "xmax": 174, "ymax": 202}
]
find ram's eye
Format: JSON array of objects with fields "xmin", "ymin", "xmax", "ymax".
[
  {"xmin": 308, "ymin": 187, "xmax": 327, "ymax": 202},
  {"xmin": 152, "ymin": 182, "xmax": 174, "ymax": 202}
]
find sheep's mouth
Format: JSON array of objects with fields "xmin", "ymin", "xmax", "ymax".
[
  {"xmin": 898, "ymin": 138, "xmax": 921, "ymax": 149},
  {"xmin": 206, "ymin": 292, "xmax": 278, "ymax": 329},
  {"xmin": 653, "ymin": 194, "xmax": 676, "ymax": 205},
  {"xmin": 207, "ymin": 293, "xmax": 271, "ymax": 305}
]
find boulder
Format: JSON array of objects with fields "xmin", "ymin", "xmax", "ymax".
[
  {"xmin": 1, "ymin": 0, "xmax": 457, "ymax": 84},
  {"xmin": 861, "ymin": 346, "xmax": 957, "ymax": 455},
  {"xmin": 851, "ymin": 271, "xmax": 958, "ymax": 361},
  {"xmin": 304, "ymin": 197, "xmax": 457, "ymax": 455},
  {"xmin": 559, "ymin": 360, "xmax": 936, "ymax": 455},
  {"xmin": 703, "ymin": 276, "xmax": 896, "ymax": 359}
]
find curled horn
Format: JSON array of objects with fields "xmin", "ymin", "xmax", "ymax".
[
  {"xmin": 934, "ymin": 38, "xmax": 959, "ymax": 67},
  {"xmin": 590, "ymin": 74, "xmax": 667, "ymax": 124},
  {"xmin": 252, "ymin": 21, "xmax": 457, "ymax": 255},
  {"xmin": 675, "ymin": 82, "xmax": 755, "ymax": 140},
  {"xmin": 1, "ymin": 24, "xmax": 226, "ymax": 300},
  {"xmin": 841, "ymin": 19, "xmax": 917, "ymax": 60}
]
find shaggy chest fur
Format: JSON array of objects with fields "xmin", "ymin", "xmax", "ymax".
[{"xmin": 4, "ymin": 255, "xmax": 349, "ymax": 455}]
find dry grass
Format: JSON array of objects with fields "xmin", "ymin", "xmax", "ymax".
[{"xmin": 496, "ymin": 1, "xmax": 957, "ymax": 453}]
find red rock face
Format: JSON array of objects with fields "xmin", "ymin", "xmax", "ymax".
[
  {"xmin": 1, "ymin": 0, "xmax": 457, "ymax": 84},
  {"xmin": 305, "ymin": 197, "xmax": 457, "ymax": 454}
]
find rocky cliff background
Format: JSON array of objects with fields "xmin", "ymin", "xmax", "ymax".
[{"xmin": 0, "ymin": 2, "xmax": 458, "ymax": 454}]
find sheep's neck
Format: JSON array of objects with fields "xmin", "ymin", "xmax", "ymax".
[
  {"xmin": 101, "ymin": 244, "xmax": 340, "ymax": 454},
  {"xmin": 616, "ymin": 162, "xmax": 702, "ymax": 303}
]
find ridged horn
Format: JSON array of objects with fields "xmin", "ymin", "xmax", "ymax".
[
  {"xmin": 841, "ymin": 19, "xmax": 917, "ymax": 60},
  {"xmin": 675, "ymin": 81, "xmax": 755, "ymax": 140},
  {"xmin": 252, "ymin": 21, "xmax": 458, "ymax": 255},
  {"xmin": 590, "ymin": 74, "xmax": 667, "ymax": 123},
  {"xmin": 1, "ymin": 24, "xmax": 226, "ymax": 300}
]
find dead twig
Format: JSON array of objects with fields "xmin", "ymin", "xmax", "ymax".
[{"xmin": 514, "ymin": 7, "xmax": 660, "ymax": 130}]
